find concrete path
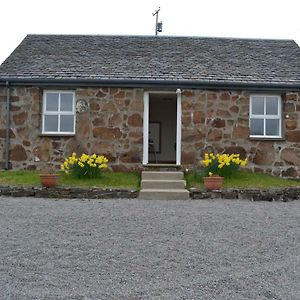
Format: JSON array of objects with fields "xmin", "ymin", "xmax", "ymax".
[{"xmin": 0, "ymin": 197, "xmax": 299, "ymax": 299}]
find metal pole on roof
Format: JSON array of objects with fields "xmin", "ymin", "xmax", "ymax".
[{"xmin": 152, "ymin": 7, "xmax": 162, "ymax": 36}]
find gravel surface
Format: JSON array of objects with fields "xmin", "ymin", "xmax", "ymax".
[{"xmin": 0, "ymin": 197, "xmax": 299, "ymax": 300}]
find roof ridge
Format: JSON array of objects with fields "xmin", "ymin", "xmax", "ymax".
[{"xmin": 25, "ymin": 34, "xmax": 296, "ymax": 43}]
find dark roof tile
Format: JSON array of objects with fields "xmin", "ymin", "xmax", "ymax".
[{"xmin": 0, "ymin": 34, "xmax": 300, "ymax": 86}]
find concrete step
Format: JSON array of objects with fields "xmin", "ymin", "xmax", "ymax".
[
  {"xmin": 143, "ymin": 164, "xmax": 181, "ymax": 171},
  {"xmin": 139, "ymin": 189, "xmax": 190, "ymax": 200},
  {"xmin": 141, "ymin": 171, "xmax": 184, "ymax": 180},
  {"xmin": 141, "ymin": 179, "xmax": 186, "ymax": 189}
]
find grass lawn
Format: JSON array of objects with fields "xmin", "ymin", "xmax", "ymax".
[
  {"xmin": 1, "ymin": 170, "xmax": 300, "ymax": 190},
  {"xmin": 186, "ymin": 170, "xmax": 300, "ymax": 189},
  {"xmin": 0, "ymin": 170, "xmax": 140, "ymax": 190}
]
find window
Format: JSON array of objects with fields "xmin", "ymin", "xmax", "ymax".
[
  {"xmin": 249, "ymin": 95, "xmax": 282, "ymax": 138},
  {"xmin": 42, "ymin": 91, "xmax": 75, "ymax": 134}
]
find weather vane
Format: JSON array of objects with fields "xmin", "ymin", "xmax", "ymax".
[{"xmin": 152, "ymin": 7, "xmax": 163, "ymax": 36}]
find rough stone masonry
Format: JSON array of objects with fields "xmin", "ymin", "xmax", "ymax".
[{"xmin": 0, "ymin": 86, "xmax": 300, "ymax": 177}]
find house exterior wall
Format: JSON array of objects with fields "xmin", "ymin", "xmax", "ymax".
[
  {"xmin": 0, "ymin": 86, "xmax": 300, "ymax": 177},
  {"xmin": 0, "ymin": 87, "xmax": 144, "ymax": 172},
  {"xmin": 181, "ymin": 89, "xmax": 300, "ymax": 177}
]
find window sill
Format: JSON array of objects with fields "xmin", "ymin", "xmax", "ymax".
[
  {"xmin": 39, "ymin": 133, "xmax": 75, "ymax": 137},
  {"xmin": 249, "ymin": 136, "xmax": 285, "ymax": 141}
]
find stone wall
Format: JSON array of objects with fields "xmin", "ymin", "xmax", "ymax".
[
  {"xmin": 0, "ymin": 87, "xmax": 144, "ymax": 172},
  {"xmin": 1, "ymin": 86, "xmax": 300, "ymax": 177},
  {"xmin": 181, "ymin": 90, "xmax": 300, "ymax": 177},
  {"xmin": 0, "ymin": 185, "xmax": 138, "ymax": 199},
  {"xmin": 1, "ymin": 184, "xmax": 300, "ymax": 201}
]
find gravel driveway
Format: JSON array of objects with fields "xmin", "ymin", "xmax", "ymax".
[{"xmin": 0, "ymin": 197, "xmax": 299, "ymax": 300}]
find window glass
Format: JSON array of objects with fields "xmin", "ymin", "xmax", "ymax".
[
  {"xmin": 46, "ymin": 93, "xmax": 59, "ymax": 111},
  {"xmin": 266, "ymin": 119, "xmax": 279, "ymax": 136},
  {"xmin": 251, "ymin": 96, "xmax": 264, "ymax": 115},
  {"xmin": 60, "ymin": 115, "xmax": 74, "ymax": 132},
  {"xmin": 60, "ymin": 93, "xmax": 73, "ymax": 111},
  {"xmin": 266, "ymin": 97, "xmax": 278, "ymax": 115},
  {"xmin": 43, "ymin": 91, "xmax": 75, "ymax": 134},
  {"xmin": 44, "ymin": 115, "xmax": 59, "ymax": 132},
  {"xmin": 250, "ymin": 118, "xmax": 264, "ymax": 136}
]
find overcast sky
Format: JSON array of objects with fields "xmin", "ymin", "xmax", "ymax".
[{"xmin": 0, "ymin": 0, "xmax": 299, "ymax": 64}]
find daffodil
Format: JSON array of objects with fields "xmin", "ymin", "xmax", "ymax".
[
  {"xmin": 202, "ymin": 152, "xmax": 248, "ymax": 178},
  {"xmin": 62, "ymin": 153, "xmax": 109, "ymax": 178}
]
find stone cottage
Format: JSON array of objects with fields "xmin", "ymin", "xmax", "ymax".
[{"xmin": 0, "ymin": 35, "xmax": 300, "ymax": 176}]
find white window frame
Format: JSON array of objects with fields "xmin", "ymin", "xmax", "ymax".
[
  {"xmin": 249, "ymin": 95, "xmax": 282, "ymax": 139},
  {"xmin": 42, "ymin": 90, "xmax": 76, "ymax": 135}
]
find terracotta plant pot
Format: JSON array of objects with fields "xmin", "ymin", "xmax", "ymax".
[
  {"xmin": 39, "ymin": 174, "xmax": 59, "ymax": 188},
  {"xmin": 203, "ymin": 176, "xmax": 224, "ymax": 190}
]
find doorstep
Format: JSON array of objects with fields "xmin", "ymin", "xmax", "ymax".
[{"xmin": 143, "ymin": 164, "xmax": 181, "ymax": 171}]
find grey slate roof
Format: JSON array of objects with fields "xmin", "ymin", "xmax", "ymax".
[{"xmin": 0, "ymin": 34, "xmax": 300, "ymax": 88}]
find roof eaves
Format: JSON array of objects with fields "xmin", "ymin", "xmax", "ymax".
[{"xmin": 0, "ymin": 77, "xmax": 300, "ymax": 91}]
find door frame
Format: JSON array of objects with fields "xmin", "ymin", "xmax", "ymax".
[{"xmin": 143, "ymin": 91, "xmax": 182, "ymax": 165}]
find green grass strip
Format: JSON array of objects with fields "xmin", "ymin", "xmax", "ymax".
[
  {"xmin": 0, "ymin": 170, "xmax": 140, "ymax": 190},
  {"xmin": 186, "ymin": 170, "xmax": 300, "ymax": 189}
]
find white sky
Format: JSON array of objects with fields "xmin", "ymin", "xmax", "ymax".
[{"xmin": 0, "ymin": 0, "xmax": 299, "ymax": 64}]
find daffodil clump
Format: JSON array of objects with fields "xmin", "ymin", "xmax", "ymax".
[
  {"xmin": 61, "ymin": 153, "xmax": 108, "ymax": 178},
  {"xmin": 201, "ymin": 153, "xmax": 248, "ymax": 178}
]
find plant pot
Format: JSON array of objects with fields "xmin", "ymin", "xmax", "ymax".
[
  {"xmin": 39, "ymin": 174, "xmax": 59, "ymax": 188},
  {"xmin": 203, "ymin": 176, "xmax": 224, "ymax": 190}
]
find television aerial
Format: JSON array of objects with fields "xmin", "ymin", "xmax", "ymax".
[{"xmin": 152, "ymin": 7, "xmax": 163, "ymax": 36}]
